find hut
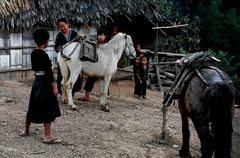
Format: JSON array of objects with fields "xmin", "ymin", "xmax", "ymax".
[{"xmin": 0, "ymin": 0, "xmax": 169, "ymax": 79}]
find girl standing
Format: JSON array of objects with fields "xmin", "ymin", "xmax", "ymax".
[
  {"xmin": 138, "ymin": 56, "xmax": 149, "ymax": 99},
  {"xmin": 20, "ymin": 28, "xmax": 61, "ymax": 144},
  {"xmin": 133, "ymin": 56, "xmax": 141, "ymax": 96}
]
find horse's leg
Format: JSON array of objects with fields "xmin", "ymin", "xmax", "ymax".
[
  {"xmin": 160, "ymin": 104, "xmax": 169, "ymax": 143},
  {"xmin": 179, "ymin": 109, "xmax": 191, "ymax": 157},
  {"xmin": 61, "ymin": 78, "xmax": 68, "ymax": 104},
  {"xmin": 66, "ymin": 67, "xmax": 82, "ymax": 110},
  {"xmin": 192, "ymin": 118, "xmax": 213, "ymax": 158},
  {"xmin": 99, "ymin": 76, "xmax": 111, "ymax": 112}
]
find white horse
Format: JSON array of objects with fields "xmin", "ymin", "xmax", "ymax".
[{"xmin": 57, "ymin": 32, "xmax": 136, "ymax": 111}]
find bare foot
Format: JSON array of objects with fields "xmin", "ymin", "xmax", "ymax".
[
  {"xmin": 142, "ymin": 96, "xmax": 148, "ymax": 100},
  {"xmin": 19, "ymin": 130, "xmax": 29, "ymax": 137}
]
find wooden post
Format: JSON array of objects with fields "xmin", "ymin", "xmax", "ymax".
[{"xmin": 154, "ymin": 23, "xmax": 163, "ymax": 93}]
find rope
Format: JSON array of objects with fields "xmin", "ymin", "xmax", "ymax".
[{"xmin": 161, "ymin": 101, "xmax": 178, "ymax": 123}]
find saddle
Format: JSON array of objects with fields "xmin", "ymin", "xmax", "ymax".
[
  {"xmin": 80, "ymin": 38, "xmax": 98, "ymax": 62},
  {"xmin": 59, "ymin": 36, "xmax": 98, "ymax": 63},
  {"xmin": 162, "ymin": 52, "xmax": 221, "ymax": 107}
]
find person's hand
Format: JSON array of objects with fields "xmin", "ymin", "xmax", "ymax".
[{"xmin": 52, "ymin": 84, "xmax": 58, "ymax": 96}]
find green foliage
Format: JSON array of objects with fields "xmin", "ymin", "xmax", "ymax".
[
  {"xmin": 144, "ymin": 0, "xmax": 171, "ymax": 14},
  {"xmin": 144, "ymin": 0, "xmax": 201, "ymax": 54},
  {"xmin": 144, "ymin": 0, "xmax": 240, "ymax": 92},
  {"xmin": 197, "ymin": 0, "xmax": 240, "ymax": 91},
  {"xmin": 199, "ymin": 1, "xmax": 240, "ymax": 55},
  {"xmin": 211, "ymin": 50, "xmax": 232, "ymax": 74},
  {"xmin": 161, "ymin": 21, "xmax": 201, "ymax": 54},
  {"xmin": 211, "ymin": 50, "xmax": 240, "ymax": 90}
]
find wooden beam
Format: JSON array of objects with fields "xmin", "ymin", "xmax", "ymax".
[
  {"xmin": 140, "ymin": 49, "xmax": 185, "ymax": 58},
  {"xmin": 152, "ymin": 24, "xmax": 189, "ymax": 29}
]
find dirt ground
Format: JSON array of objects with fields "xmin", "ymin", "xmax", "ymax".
[{"xmin": 0, "ymin": 78, "xmax": 239, "ymax": 158}]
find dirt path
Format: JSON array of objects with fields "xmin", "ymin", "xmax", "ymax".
[{"xmin": 0, "ymin": 79, "xmax": 239, "ymax": 158}]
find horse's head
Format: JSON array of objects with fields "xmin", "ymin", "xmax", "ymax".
[{"xmin": 124, "ymin": 34, "xmax": 136, "ymax": 59}]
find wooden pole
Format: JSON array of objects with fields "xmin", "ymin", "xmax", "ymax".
[
  {"xmin": 154, "ymin": 22, "xmax": 163, "ymax": 93},
  {"xmin": 152, "ymin": 24, "xmax": 189, "ymax": 29}
]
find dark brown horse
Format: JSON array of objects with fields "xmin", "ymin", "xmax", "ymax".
[{"xmin": 161, "ymin": 56, "xmax": 236, "ymax": 157}]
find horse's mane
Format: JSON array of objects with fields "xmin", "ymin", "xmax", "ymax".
[{"xmin": 105, "ymin": 32, "xmax": 125, "ymax": 48}]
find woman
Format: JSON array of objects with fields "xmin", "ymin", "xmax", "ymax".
[{"xmin": 55, "ymin": 18, "xmax": 81, "ymax": 96}]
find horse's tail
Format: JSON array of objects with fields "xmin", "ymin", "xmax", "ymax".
[
  {"xmin": 57, "ymin": 52, "xmax": 69, "ymax": 93},
  {"xmin": 203, "ymin": 82, "xmax": 235, "ymax": 158}
]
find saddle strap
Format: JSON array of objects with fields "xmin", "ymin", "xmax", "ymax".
[
  {"xmin": 195, "ymin": 68, "xmax": 209, "ymax": 86},
  {"xmin": 195, "ymin": 66, "xmax": 230, "ymax": 88},
  {"xmin": 162, "ymin": 67, "xmax": 194, "ymax": 107},
  {"xmin": 60, "ymin": 36, "xmax": 83, "ymax": 60},
  {"xmin": 209, "ymin": 66, "xmax": 228, "ymax": 81}
]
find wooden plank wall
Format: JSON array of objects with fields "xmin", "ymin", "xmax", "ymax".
[{"xmin": 0, "ymin": 68, "xmax": 34, "ymax": 80}]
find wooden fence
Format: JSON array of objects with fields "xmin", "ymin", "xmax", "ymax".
[
  {"xmin": 113, "ymin": 49, "xmax": 186, "ymax": 92},
  {"xmin": 138, "ymin": 49, "xmax": 184, "ymax": 92}
]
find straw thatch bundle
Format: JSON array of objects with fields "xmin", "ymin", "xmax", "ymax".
[
  {"xmin": 0, "ymin": 0, "xmax": 30, "ymax": 18},
  {"xmin": 0, "ymin": 0, "xmax": 163, "ymax": 31}
]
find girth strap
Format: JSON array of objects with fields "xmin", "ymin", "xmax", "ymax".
[
  {"xmin": 195, "ymin": 68, "xmax": 209, "ymax": 86},
  {"xmin": 60, "ymin": 36, "xmax": 84, "ymax": 60}
]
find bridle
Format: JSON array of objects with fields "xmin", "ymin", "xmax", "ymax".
[{"xmin": 124, "ymin": 34, "xmax": 135, "ymax": 58}]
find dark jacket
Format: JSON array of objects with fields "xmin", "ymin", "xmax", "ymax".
[{"xmin": 54, "ymin": 29, "xmax": 78, "ymax": 52}]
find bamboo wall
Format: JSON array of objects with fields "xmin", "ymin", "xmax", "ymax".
[{"xmin": 0, "ymin": 31, "xmax": 57, "ymax": 70}]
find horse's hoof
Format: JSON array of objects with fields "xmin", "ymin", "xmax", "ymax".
[
  {"xmin": 71, "ymin": 107, "xmax": 78, "ymax": 111},
  {"xmin": 179, "ymin": 149, "xmax": 191, "ymax": 158},
  {"xmin": 70, "ymin": 105, "xmax": 78, "ymax": 111},
  {"xmin": 101, "ymin": 106, "xmax": 110, "ymax": 112},
  {"xmin": 157, "ymin": 137, "xmax": 168, "ymax": 144}
]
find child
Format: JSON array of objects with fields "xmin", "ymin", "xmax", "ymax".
[
  {"xmin": 82, "ymin": 28, "xmax": 108, "ymax": 101},
  {"xmin": 133, "ymin": 56, "xmax": 141, "ymax": 96},
  {"xmin": 138, "ymin": 55, "xmax": 149, "ymax": 100},
  {"xmin": 20, "ymin": 28, "xmax": 61, "ymax": 144}
]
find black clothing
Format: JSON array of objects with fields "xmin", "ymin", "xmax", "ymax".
[
  {"xmin": 138, "ymin": 65, "xmax": 149, "ymax": 97},
  {"xmin": 31, "ymin": 49, "xmax": 54, "ymax": 83},
  {"xmin": 54, "ymin": 30, "xmax": 78, "ymax": 52},
  {"xmin": 84, "ymin": 77, "xmax": 98, "ymax": 92},
  {"xmin": 133, "ymin": 63, "xmax": 141, "ymax": 95},
  {"xmin": 27, "ymin": 49, "xmax": 61, "ymax": 123},
  {"xmin": 54, "ymin": 29, "xmax": 81, "ymax": 95}
]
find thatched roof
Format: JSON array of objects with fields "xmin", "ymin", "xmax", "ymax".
[
  {"xmin": 0, "ymin": 0, "xmax": 165, "ymax": 31},
  {"xmin": 0, "ymin": 0, "xmax": 30, "ymax": 18}
]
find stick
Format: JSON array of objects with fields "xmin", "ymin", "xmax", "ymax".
[{"xmin": 152, "ymin": 24, "xmax": 189, "ymax": 29}]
